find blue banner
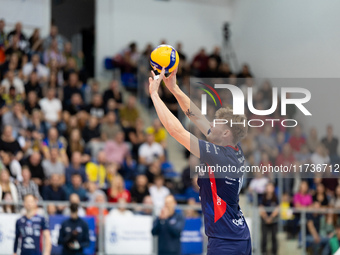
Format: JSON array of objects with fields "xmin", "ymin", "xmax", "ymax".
[
  {"xmin": 181, "ymin": 218, "xmax": 203, "ymax": 255},
  {"xmin": 49, "ymin": 215, "xmax": 96, "ymax": 255}
]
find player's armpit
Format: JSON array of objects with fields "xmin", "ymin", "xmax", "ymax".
[{"xmin": 169, "ymin": 126, "xmax": 200, "ymax": 158}]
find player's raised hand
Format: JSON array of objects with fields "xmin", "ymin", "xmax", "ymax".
[
  {"xmin": 163, "ymin": 66, "xmax": 178, "ymax": 93},
  {"xmin": 148, "ymin": 67, "xmax": 165, "ymax": 95}
]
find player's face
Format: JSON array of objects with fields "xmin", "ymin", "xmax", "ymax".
[
  {"xmin": 24, "ymin": 196, "xmax": 37, "ymax": 212},
  {"xmin": 207, "ymin": 122, "xmax": 227, "ymax": 144}
]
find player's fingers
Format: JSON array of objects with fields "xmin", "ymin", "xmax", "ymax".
[
  {"xmin": 151, "ymin": 70, "xmax": 156, "ymax": 78},
  {"xmin": 159, "ymin": 67, "xmax": 165, "ymax": 80}
]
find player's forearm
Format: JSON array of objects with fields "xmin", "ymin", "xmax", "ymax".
[
  {"xmin": 44, "ymin": 231, "xmax": 52, "ymax": 254},
  {"xmin": 171, "ymin": 85, "xmax": 210, "ymax": 135}
]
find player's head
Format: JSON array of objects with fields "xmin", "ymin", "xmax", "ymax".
[
  {"xmin": 24, "ymin": 194, "xmax": 37, "ymax": 213},
  {"xmin": 164, "ymin": 195, "xmax": 177, "ymax": 213},
  {"xmin": 207, "ymin": 107, "xmax": 248, "ymax": 146}
]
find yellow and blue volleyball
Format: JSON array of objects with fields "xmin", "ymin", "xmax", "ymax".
[{"xmin": 150, "ymin": 44, "xmax": 179, "ymax": 73}]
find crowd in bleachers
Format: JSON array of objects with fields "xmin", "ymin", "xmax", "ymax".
[{"xmin": 1, "ymin": 19, "xmax": 340, "ymax": 255}]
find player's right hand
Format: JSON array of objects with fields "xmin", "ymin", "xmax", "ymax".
[{"xmin": 162, "ymin": 67, "xmax": 178, "ymax": 93}]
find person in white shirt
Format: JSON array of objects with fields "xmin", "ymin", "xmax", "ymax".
[
  {"xmin": 138, "ymin": 133, "xmax": 164, "ymax": 167},
  {"xmin": 149, "ymin": 175, "xmax": 170, "ymax": 215},
  {"xmin": 1, "ymin": 70, "xmax": 24, "ymax": 95},
  {"xmin": 39, "ymin": 87, "xmax": 62, "ymax": 125},
  {"xmin": 108, "ymin": 197, "xmax": 134, "ymax": 217},
  {"xmin": 23, "ymin": 54, "xmax": 49, "ymax": 82}
]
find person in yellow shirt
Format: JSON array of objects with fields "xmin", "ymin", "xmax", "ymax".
[
  {"xmin": 146, "ymin": 119, "xmax": 167, "ymax": 147},
  {"xmin": 85, "ymin": 150, "xmax": 107, "ymax": 189}
]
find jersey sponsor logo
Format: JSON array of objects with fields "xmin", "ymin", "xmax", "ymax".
[
  {"xmin": 205, "ymin": 142, "xmax": 211, "ymax": 153},
  {"xmin": 232, "ymin": 217, "xmax": 245, "ymax": 227}
]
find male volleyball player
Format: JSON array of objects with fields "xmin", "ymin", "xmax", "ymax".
[
  {"xmin": 149, "ymin": 67, "xmax": 251, "ymax": 255},
  {"xmin": 14, "ymin": 194, "xmax": 51, "ymax": 255}
]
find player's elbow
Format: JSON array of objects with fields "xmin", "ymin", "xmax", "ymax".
[{"xmin": 168, "ymin": 125, "xmax": 183, "ymax": 138}]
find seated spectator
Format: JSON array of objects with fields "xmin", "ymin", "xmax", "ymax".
[
  {"xmin": 313, "ymin": 183, "xmax": 329, "ymax": 208},
  {"xmin": 311, "ymin": 143, "xmax": 330, "ymax": 166},
  {"xmin": 128, "ymin": 118, "xmax": 146, "ymax": 160},
  {"xmin": 108, "ymin": 197, "xmax": 133, "ymax": 217},
  {"xmin": 43, "ymin": 173, "xmax": 67, "ymax": 203},
  {"xmin": 47, "ymin": 204, "xmax": 57, "ymax": 216},
  {"xmin": 120, "ymin": 95, "xmax": 139, "ymax": 129},
  {"xmin": 23, "ymin": 54, "xmax": 49, "ymax": 82},
  {"xmin": 43, "ymin": 25, "xmax": 67, "ymax": 52},
  {"xmin": 82, "ymin": 115, "xmax": 101, "ymax": 144},
  {"xmin": 7, "ymin": 22, "xmax": 29, "ymax": 53},
  {"xmin": 289, "ymin": 125, "xmax": 306, "ymax": 152},
  {"xmin": 25, "ymin": 71, "xmax": 43, "ymax": 98},
  {"xmin": 135, "ymin": 195, "xmax": 153, "ymax": 215},
  {"xmin": 24, "ymin": 91, "xmax": 41, "ymax": 115},
  {"xmin": 138, "ymin": 133, "xmax": 164, "ymax": 169},
  {"xmin": 42, "ymin": 127, "xmax": 68, "ymax": 165},
  {"xmin": 86, "ymin": 150, "xmax": 107, "ymax": 189},
  {"xmin": 329, "ymin": 224, "xmax": 340, "ymax": 254},
  {"xmin": 16, "ymin": 166, "xmax": 42, "ymax": 201},
  {"xmin": 0, "ymin": 169, "xmax": 18, "ymax": 203},
  {"xmin": 2, "ymin": 85, "xmax": 22, "ymax": 108},
  {"xmin": 1, "ymin": 70, "xmax": 25, "ymax": 96},
  {"xmin": 86, "ymin": 93, "xmax": 105, "ymax": 119},
  {"xmin": 62, "ymin": 42, "xmax": 83, "ymax": 70},
  {"xmin": 321, "ymin": 125, "xmax": 339, "ymax": 160},
  {"xmin": 0, "ymin": 192, "xmax": 16, "ymax": 213},
  {"xmin": 0, "ymin": 125, "xmax": 23, "ymax": 161},
  {"xmin": 62, "ymin": 193, "xmax": 86, "ymax": 217},
  {"xmin": 66, "ymin": 129, "xmax": 87, "ymax": 160},
  {"xmin": 104, "ymin": 131, "xmax": 131, "ymax": 166},
  {"xmin": 191, "ymin": 48, "xmax": 209, "ymax": 76},
  {"xmin": 39, "ymin": 87, "xmax": 62, "ymax": 126},
  {"xmin": 209, "ymin": 46, "xmax": 222, "ymax": 68},
  {"xmin": 84, "ymin": 79, "xmax": 100, "ymax": 105},
  {"xmin": 248, "ymin": 172, "xmax": 269, "ymax": 203},
  {"xmin": 257, "ymin": 125, "xmax": 278, "ymax": 159},
  {"xmin": 275, "ymin": 143, "xmax": 295, "ymax": 194},
  {"xmin": 107, "ymin": 175, "xmax": 131, "ymax": 203},
  {"xmin": 65, "ymin": 173, "xmax": 87, "ymax": 201},
  {"xmin": 29, "ymin": 28, "xmax": 43, "ymax": 54},
  {"xmin": 145, "ymin": 160, "xmax": 162, "ymax": 184},
  {"xmin": 2, "ymin": 102, "xmax": 28, "ymax": 136},
  {"xmin": 63, "ymin": 72, "xmax": 82, "ymax": 108},
  {"xmin": 306, "ymin": 201, "xmax": 330, "ymax": 255},
  {"xmin": 149, "ymin": 175, "xmax": 170, "ymax": 215},
  {"xmin": 29, "ymin": 109, "xmax": 48, "ymax": 138},
  {"xmin": 330, "ymin": 185, "xmax": 340, "ymax": 209},
  {"xmin": 86, "ymin": 181, "xmax": 106, "ymax": 204},
  {"xmin": 86, "ymin": 193, "xmax": 108, "ymax": 234},
  {"xmin": 295, "ymin": 144, "xmax": 311, "ymax": 165},
  {"xmin": 146, "ymin": 119, "xmax": 168, "ymax": 147},
  {"xmin": 130, "ymin": 174, "xmax": 149, "ymax": 203},
  {"xmin": 185, "ymin": 175, "xmax": 200, "ymax": 203},
  {"xmin": 26, "ymin": 152, "xmax": 45, "ymax": 188},
  {"xmin": 43, "ymin": 39, "xmax": 66, "ymax": 67},
  {"xmin": 66, "ymin": 151, "xmax": 88, "ymax": 185},
  {"xmin": 62, "ymin": 57, "xmax": 80, "ymax": 82},
  {"xmin": 113, "ymin": 42, "xmax": 139, "ymax": 74},
  {"xmin": 237, "ymin": 63, "xmax": 253, "ymax": 78},
  {"xmin": 293, "ymin": 181, "xmax": 312, "ymax": 208},
  {"xmin": 100, "ymin": 111, "xmax": 122, "ymax": 141},
  {"xmin": 64, "ymin": 93, "xmax": 85, "ymax": 116},
  {"xmin": 103, "ymin": 80, "xmax": 123, "ymax": 108},
  {"xmin": 259, "ymin": 183, "xmax": 279, "ymax": 255},
  {"xmin": 42, "ymin": 148, "xmax": 66, "ymax": 181},
  {"xmin": 307, "ymin": 127, "xmax": 319, "ymax": 153}
]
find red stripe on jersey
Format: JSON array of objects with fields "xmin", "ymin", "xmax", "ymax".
[
  {"xmin": 207, "ymin": 163, "xmax": 227, "ymax": 223},
  {"xmin": 225, "ymin": 145, "xmax": 239, "ymax": 151}
]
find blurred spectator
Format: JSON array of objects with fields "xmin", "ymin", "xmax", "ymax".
[
  {"xmin": 66, "ymin": 151, "xmax": 88, "ymax": 185},
  {"xmin": 108, "ymin": 197, "xmax": 133, "ymax": 217},
  {"xmin": 43, "ymin": 174, "xmax": 67, "ymax": 213},
  {"xmin": 29, "ymin": 109, "xmax": 48, "ymax": 137},
  {"xmin": 2, "ymin": 102, "xmax": 28, "ymax": 135},
  {"xmin": 149, "ymin": 175, "xmax": 170, "ymax": 215},
  {"xmin": 63, "ymin": 193, "xmax": 86, "ymax": 217},
  {"xmin": 29, "ymin": 28, "xmax": 43, "ymax": 54},
  {"xmin": 86, "ymin": 193, "xmax": 108, "ymax": 235},
  {"xmin": 7, "ymin": 22, "xmax": 29, "ymax": 53},
  {"xmin": 85, "ymin": 150, "xmax": 107, "ymax": 189},
  {"xmin": 295, "ymin": 144, "xmax": 311, "ymax": 165},
  {"xmin": 191, "ymin": 48, "xmax": 209, "ymax": 76},
  {"xmin": 321, "ymin": 125, "xmax": 339, "ymax": 161},
  {"xmin": 145, "ymin": 160, "xmax": 162, "ymax": 184},
  {"xmin": 136, "ymin": 195, "xmax": 153, "ymax": 215},
  {"xmin": 311, "ymin": 144, "xmax": 330, "ymax": 166},
  {"xmin": 43, "ymin": 39, "xmax": 66, "ymax": 67},
  {"xmin": 185, "ymin": 175, "xmax": 200, "ymax": 203},
  {"xmin": 16, "ymin": 166, "xmax": 42, "ymax": 201},
  {"xmin": 63, "ymin": 42, "xmax": 83, "ymax": 70},
  {"xmin": 146, "ymin": 119, "xmax": 168, "ymax": 147},
  {"xmin": 313, "ymin": 183, "xmax": 329, "ymax": 208},
  {"xmin": 218, "ymin": 62, "xmax": 232, "ymax": 77},
  {"xmin": 25, "ymin": 91, "xmax": 42, "ymax": 116},
  {"xmin": 63, "ymin": 72, "xmax": 82, "ymax": 107},
  {"xmin": 275, "ymin": 143, "xmax": 295, "ymax": 194},
  {"xmin": 120, "ymin": 95, "xmax": 139, "ymax": 129},
  {"xmin": 64, "ymin": 93, "xmax": 84, "ymax": 116},
  {"xmin": 209, "ymin": 46, "xmax": 222, "ymax": 68},
  {"xmin": 330, "ymin": 185, "xmax": 340, "ymax": 208},
  {"xmin": 42, "ymin": 148, "xmax": 65, "ymax": 181},
  {"xmin": 86, "ymin": 181, "xmax": 106, "ymax": 204},
  {"xmin": 237, "ymin": 64, "xmax": 253, "ymax": 79},
  {"xmin": 103, "ymin": 80, "xmax": 123, "ymax": 108},
  {"xmin": 0, "ymin": 125, "xmax": 23, "ymax": 161},
  {"xmin": 62, "ymin": 54, "xmax": 79, "ymax": 82},
  {"xmin": 0, "ymin": 192, "xmax": 16, "ymax": 213},
  {"xmin": 104, "ymin": 131, "xmax": 132, "ymax": 166},
  {"xmin": 101, "ymin": 111, "xmax": 122, "ymax": 141},
  {"xmin": 4, "ymin": 36, "xmax": 25, "ymax": 63},
  {"xmin": 107, "ymin": 175, "xmax": 131, "ymax": 203},
  {"xmin": 1, "ymin": 69, "xmax": 25, "ymax": 95},
  {"xmin": 41, "ymin": 127, "xmax": 68, "ymax": 165},
  {"xmin": 84, "ymin": 79, "xmax": 100, "ymax": 105},
  {"xmin": 44, "ymin": 25, "xmax": 67, "ymax": 52},
  {"xmin": 86, "ymin": 93, "xmax": 105, "ymax": 119},
  {"xmin": 293, "ymin": 181, "xmax": 312, "ymax": 208},
  {"xmin": 138, "ymin": 133, "xmax": 164, "ymax": 168},
  {"xmin": 307, "ymin": 127, "xmax": 319, "ymax": 153},
  {"xmin": 23, "ymin": 54, "xmax": 49, "ymax": 82},
  {"xmin": 0, "ymin": 19, "xmax": 6, "ymax": 58},
  {"xmin": 152, "ymin": 195, "xmax": 185, "ymax": 255},
  {"xmin": 329, "ymin": 224, "xmax": 340, "ymax": 254},
  {"xmin": 58, "ymin": 200, "xmax": 90, "ymax": 255},
  {"xmin": 176, "ymin": 42, "xmax": 186, "ymax": 61},
  {"xmin": 260, "ymin": 183, "xmax": 279, "ymax": 255},
  {"xmin": 306, "ymin": 201, "xmax": 330, "ymax": 255},
  {"xmin": 82, "ymin": 115, "xmax": 101, "ymax": 144},
  {"xmin": 0, "ymin": 169, "xmax": 18, "ymax": 202},
  {"xmin": 113, "ymin": 42, "xmax": 139, "ymax": 74},
  {"xmin": 65, "ymin": 173, "xmax": 87, "ymax": 201},
  {"xmin": 0, "ymin": 151, "xmax": 22, "ymax": 182},
  {"xmin": 289, "ymin": 125, "xmax": 306, "ymax": 152},
  {"xmin": 2, "ymin": 85, "xmax": 22, "ymax": 108},
  {"xmin": 26, "ymin": 151, "xmax": 45, "ymax": 192},
  {"xmin": 248, "ymin": 172, "xmax": 269, "ymax": 203},
  {"xmin": 130, "ymin": 174, "xmax": 149, "ymax": 203},
  {"xmin": 39, "ymin": 87, "xmax": 62, "ymax": 125},
  {"xmin": 66, "ymin": 129, "xmax": 86, "ymax": 160},
  {"xmin": 128, "ymin": 118, "xmax": 146, "ymax": 160},
  {"xmin": 257, "ymin": 126, "xmax": 278, "ymax": 159}
]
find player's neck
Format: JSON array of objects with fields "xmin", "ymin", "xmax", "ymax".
[{"xmin": 26, "ymin": 210, "xmax": 36, "ymax": 219}]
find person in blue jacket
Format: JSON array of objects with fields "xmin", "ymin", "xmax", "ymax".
[{"xmin": 152, "ymin": 195, "xmax": 185, "ymax": 255}]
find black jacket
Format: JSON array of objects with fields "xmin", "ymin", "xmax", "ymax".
[{"xmin": 152, "ymin": 211, "xmax": 185, "ymax": 255}]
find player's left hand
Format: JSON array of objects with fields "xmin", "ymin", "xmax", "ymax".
[{"xmin": 148, "ymin": 67, "xmax": 165, "ymax": 95}]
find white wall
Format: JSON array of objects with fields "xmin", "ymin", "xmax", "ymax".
[
  {"xmin": 95, "ymin": 0, "xmax": 233, "ymax": 77},
  {"xmin": 0, "ymin": 0, "xmax": 51, "ymax": 37},
  {"xmin": 231, "ymin": 0, "xmax": 340, "ymax": 78}
]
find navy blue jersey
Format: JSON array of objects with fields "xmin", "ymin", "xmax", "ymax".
[
  {"xmin": 14, "ymin": 215, "xmax": 48, "ymax": 255},
  {"xmin": 197, "ymin": 140, "xmax": 250, "ymax": 240}
]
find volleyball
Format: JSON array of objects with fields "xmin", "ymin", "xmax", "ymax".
[{"xmin": 150, "ymin": 44, "xmax": 179, "ymax": 73}]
